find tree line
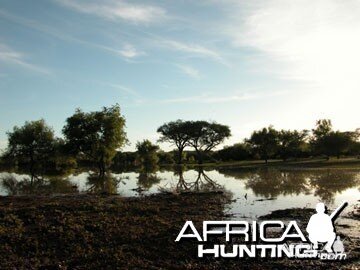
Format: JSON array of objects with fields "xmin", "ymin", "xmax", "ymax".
[
  {"xmin": 216, "ymin": 119, "xmax": 359, "ymax": 163},
  {"xmin": 1, "ymin": 104, "xmax": 359, "ymax": 180}
]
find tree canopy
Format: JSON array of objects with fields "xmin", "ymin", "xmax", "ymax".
[
  {"xmin": 186, "ymin": 121, "xmax": 231, "ymax": 164},
  {"xmin": 278, "ymin": 129, "xmax": 308, "ymax": 160},
  {"xmin": 63, "ymin": 104, "xmax": 127, "ymax": 175},
  {"xmin": 157, "ymin": 120, "xmax": 191, "ymax": 164},
  {"xmin": 136, "ymin": 140, "xmax": 159, "ymax": 171},
  {"xmin": 246, "ymin": 126, "xmax": 279, "ymax": 163},
  {"xmin": 157, "ymin": 120, "xmax": 231, "ymax": 164},
  {"xmin": 5, "ymin": 119, "xmax": 56, "ymax": 180}
]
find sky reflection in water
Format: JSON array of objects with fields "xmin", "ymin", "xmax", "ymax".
[{"xmin": 0, "ymin": 168, "xmax": 359, "ymax": 219}]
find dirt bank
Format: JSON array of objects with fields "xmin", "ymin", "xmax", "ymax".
[{"xmin": 0, "ymin": 194, "xmax": 358, "ymax": 269}]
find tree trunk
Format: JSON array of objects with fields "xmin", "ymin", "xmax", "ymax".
[
  {"xmin": 178, "ymin": 148, "xmax": 183, "ymax": 164},
  {"xmin": 98, "ymin": 159, "xmax": 106, "ymax": 177},
  {"xmin": 196, "ymin": 150, "xmax": 203, "ymax": 164},
  {"xmin": 29, "ymin": 153, "xmax": 35, "ymax": 185}
]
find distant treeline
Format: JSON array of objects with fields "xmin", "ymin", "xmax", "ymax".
[
  {"xmin": 115, "ymin": 119, "xmax": 359, "ymax": 166},
  {"xmin": 1, "ymin": 105, "xmax": 359, "ymax": 178}
]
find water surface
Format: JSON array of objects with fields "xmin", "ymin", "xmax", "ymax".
[{"xmin": 1, "ymin": 168, "xmax": 359, "ymax": 219}]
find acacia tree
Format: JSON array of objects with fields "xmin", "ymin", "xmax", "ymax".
[
  {"xmin": 157, "ymin": 120, "xmax": 191, "ymax": 164},
  {"xmin": 63, "ymin": 104, "xmax": 127, "ymax": 176},
  {"xmin": 5, "ymin": 119, "xmax": 55, "ymax": 181},
  {"xmin": 187, "ymin": 121, "xmax": 231, "ymax": 164},
  {"xmin": 247, "ymin": 126, "xmax": 279, "ymax": 163}
]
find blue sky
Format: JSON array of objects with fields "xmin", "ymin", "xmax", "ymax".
[{"xmin": 0, "ymin": 0, "xmax": 359, "ymax": 151}]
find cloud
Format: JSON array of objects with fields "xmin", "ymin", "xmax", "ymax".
[
  {"xmin": 161, "ymin": 39, "xmax": 225, "ymax": 64},
  {"xmin": 118, "ymin": 44, "xmax": 144, "ymax": 58},
  {"xmin": 176, "ymin": 64, "xmax": 201, "ymax": 79},
  {"xmin": 0, "ymin": 43, "xmax": 51, "ymax": 75},
  {"xmin": 55, "ymin": 0, "xmax": 166, "ymax": 24},
  {"xmin": 159, "ymin": 90, "xmax": 288, "ymax": 104},
  {"xmin": 106, "ymin": 82, "xmax": 141, "ymax": 97},
  {"xmin": 225, "ymin": 0, "xmax": 360, "ymax": 94},
  {"xmin": 0, "ymin": 9, "xmax": 145, "ymax": 61}
]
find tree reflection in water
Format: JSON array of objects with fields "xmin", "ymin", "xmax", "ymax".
[
  {"xmin": 136, "ymin": 165, "xmax": 161, "ymax": 194},
  {"xmin": 1, "ymin": 174, "xmax": 78, "ymax": 195},
  {"xmin": 220, "ymin": 168, "xmax": 359, "ymax": 203},
  {"xmin": 172, "ymin": 167, "xmax": 223, "ymax": 192},
  {"xmin": 308, "ymin": 170, "xmax": 360, "ymax": 204},
  {"xmin": 245, "ymin": 169, "xmax": 311, "ymax": 198},
  {"xmin": 86, "ymin": 172, "xmax": 123, "ymax": 194}
]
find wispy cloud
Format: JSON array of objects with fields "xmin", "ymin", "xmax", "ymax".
[
  {"xmin": 106, "ymin": 82, "xmax": 141, "ymax": 98},
  {"xmin": 159, "ymin": 90, "xmax": 288, "ymax": 104},
  {"xmin": 160, "ymin": 39, "xmax": 226, "ymax": 64},
  {"xmin": 55, "ymin": 0, "xmax": 166, "ymax": 24},
  {"xmin": 118, "ymin": 44, "xmax": 144, "ymax": 59},
  {"xmin": 175, "ymin": 64, "xmax": 201, "ymax": 79},
  {"xmin": 0, "ymin": 9, "xmax": 144, "ymax": 61},
  {"xmin": 0, "ymin": 43, "xmax": 51, "ymax": 75}
]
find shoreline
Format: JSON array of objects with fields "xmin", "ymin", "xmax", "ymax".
[{"xmin": 160, "ymin": 157, "xmax": 360, "ymax": 170}]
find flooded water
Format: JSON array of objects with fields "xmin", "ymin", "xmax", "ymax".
[{"xmin": 0, "ymin": 168, "xmax": 359, "ymax": 219}]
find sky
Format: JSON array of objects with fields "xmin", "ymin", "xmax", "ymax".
[{"xmin": 0, "ymin": 0, "xmax": 359, "ymax": 152}]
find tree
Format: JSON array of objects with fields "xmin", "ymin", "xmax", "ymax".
[
  {"xmin": 320, "ymin": 131, "xmax": 355, "ymax": 159},
  {"xmin": 4, "ymin": 119, "xmax": 55, "ymax": 181},
  {"xmin": 135, "ymin": 140, "xmax": 159, "ymax": 171},
  {"xmin": 216, "ymin": 143, "xmax": 251, "ymax": 161},
  {"xmin": 247, "ymin": 126, "xmax": 279, "ymax": 163},
  {"xmin": 186, "ymin": 121, "xmax": 231, "ymax": 164},
  {"xmin": 157, "ymin": 120, "xmax": 191, "ymax": 164},
  {"xmin": 278, "ymin": 129, "xmax": 308, "ymax": 160},
  {"xmin": 63, "ymin": 104, "xmax": 127, "ymax": 176},
  {"xmin": 311, "ymin": 119, "xmax": 359, "ymax": 158},
  {"xmin": 312, "ymin": 119, "xmax": 332, "ymax": 138},
  {"xmin": 311, "ymin": 119, "xmax": 333, "ymax": 156},
  {"xmin": 157, "ymin": 151, "xmax": 175, "ymax": 165}
]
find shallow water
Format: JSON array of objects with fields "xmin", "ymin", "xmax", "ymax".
[{"xmin": 1, "ymin": 168, "xmax": 359, "ymax": 219}]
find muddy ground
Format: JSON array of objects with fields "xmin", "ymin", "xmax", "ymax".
[{"xmin": 0, "ymin": 193, "xmax": 358, "ymax": 269}]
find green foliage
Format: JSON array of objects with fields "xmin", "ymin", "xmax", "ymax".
[
  {"xmin": 63, "ymin": 104, "xmax": 127, "ymax": 174},
  {"xmin": 186, "ymin": 121, "xmax": 231, "ymax": 152},
  {"xmin": 5, "ymin": 119, "xmax": 56, "ymax": 178},
  {"xmin": 312, "ymin": 119, "xmax": 332, "ymax": 138},
  {"xmin": 159, "ymin": 120, "xmax": 231, "ymax": 164},
  {"xmin": 246, "ymin": 126, "xmax": 279, "ymax": 163},
  {"xmin": 278, "ymin": 129, "xmax": 308, "ymax": 160},
  {"xmin": 320, "ymin": 131, "xmax": 355, "ymax": 158},
  {"xmin": 311, "ymin": 119, "xmax": 358, "ymax": 158},
  {"xmin": 157, "ymin": 151, "xmax": 175, "ymax": 165},
  {"xmin": 136, "ymin": 140, "xmax": 159, "ymax": 171},
  {"xmin": 216, "ymin": 143, "xmax": 251, "ymax": 161},
  {"xmin": 112, "ymin": 151, "xmax": 137, "ymax": 170},
  {"xmin": 157, "ymin": 120, "xmax": 191, "ymax": 164}
]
